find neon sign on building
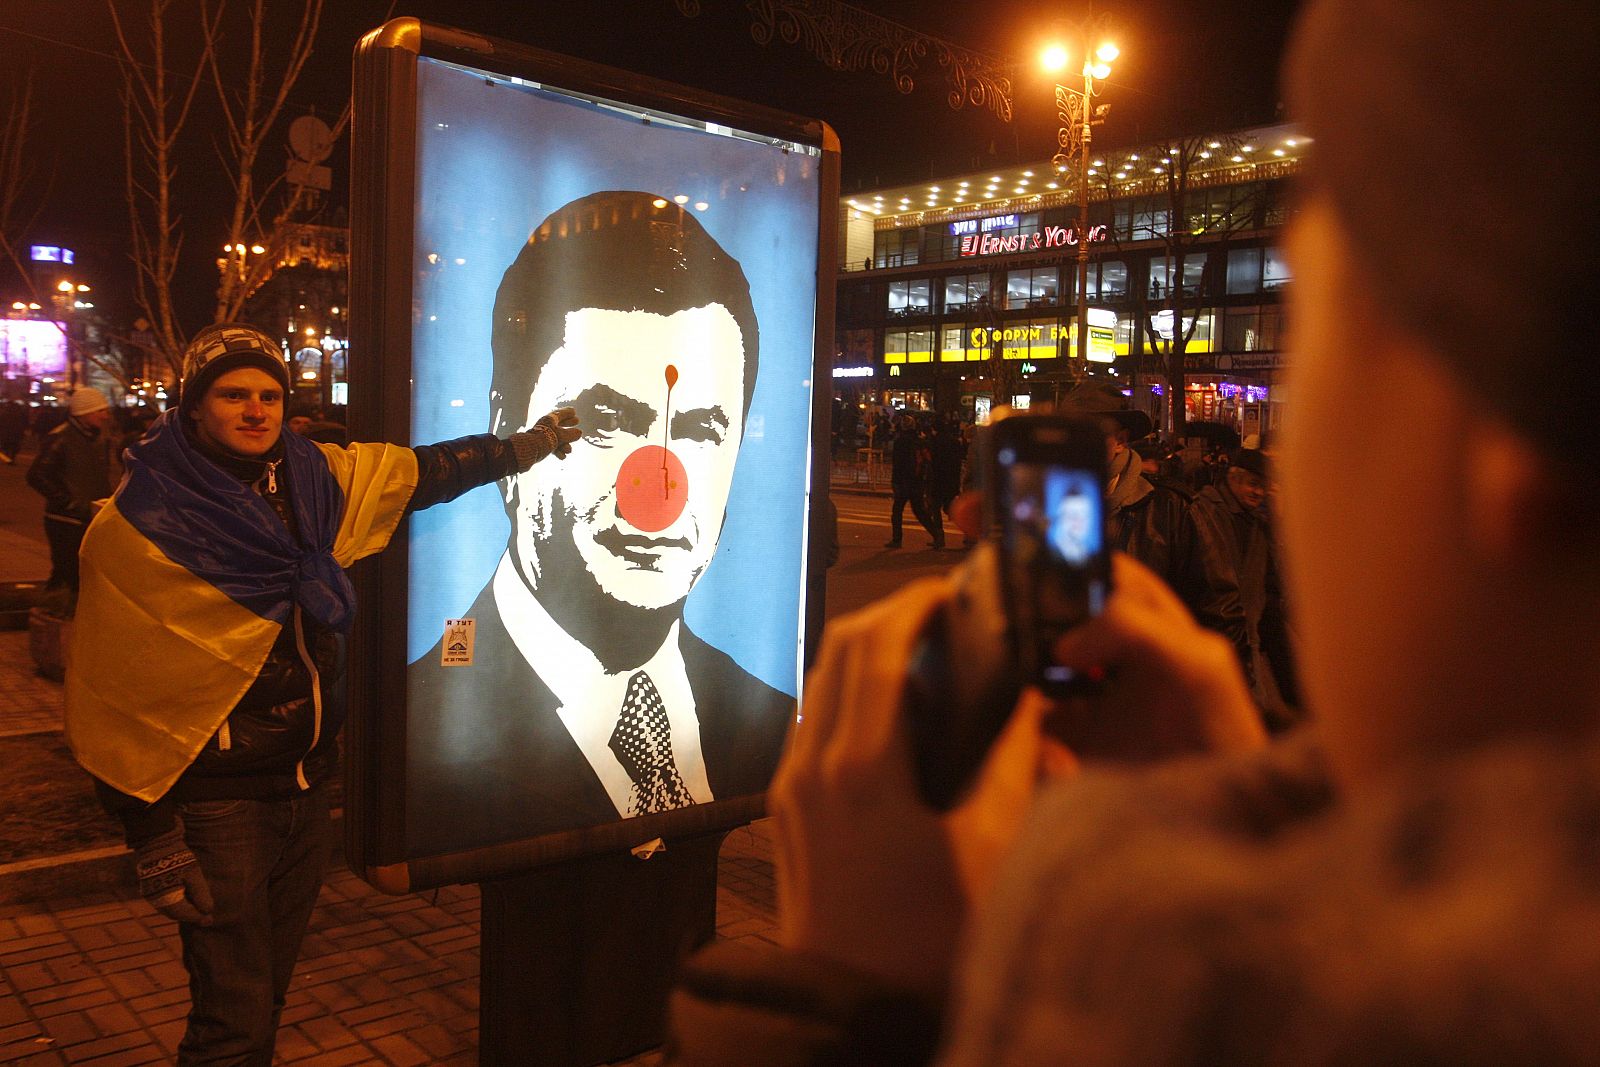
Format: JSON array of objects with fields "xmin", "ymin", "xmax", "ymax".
[
  {"xmin": 949, "ymin": 214, "xmax": 1018, "ymax": 236},
  {"xmin": 29, "ymin": 245, "xmax": 75, "ymax": 265},
  {"xmin": 959, "ymin": 223, "xmax": 1109, "ymax": 258}
]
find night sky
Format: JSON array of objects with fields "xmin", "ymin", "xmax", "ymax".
[{"xmin": 1, "ymin": 0, "xmax": 1301, "ymax": 328}]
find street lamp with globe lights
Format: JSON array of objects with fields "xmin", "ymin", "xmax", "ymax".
[
  {"xmin": 53, "ymin": 279, "xmax": 96, "ymax": 385},
  {"xmin": 219, "ymin": 241, "xmax": 270, "ymax": 287},
  {"xmin": 1042, "ymin": 33, "xmax": 1118, "ymax": 370}
]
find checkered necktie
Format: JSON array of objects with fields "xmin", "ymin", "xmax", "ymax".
[{"xmin": 609, "ymin": 671, "xmax": 695, "ymax": 815}]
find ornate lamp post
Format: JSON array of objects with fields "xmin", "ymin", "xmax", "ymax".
[
  {"xmin": 53, "ymin": 280, "xmax": 93, "ymax": 387},
  {"xmin": 1042, "ymin": 33, "xmax": 1118, "ymax": 370},
  {"xmin": 218, "ymin": 241, "xmax": 269, "ymax": 296}
]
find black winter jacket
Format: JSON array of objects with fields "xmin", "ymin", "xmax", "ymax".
[
  {"xmin": 26, "ymin": 417, "xmax": 116, "ymax": 523},
  {"xmin": 1107, "ymin": 480, "xmax": 1193, "ymax": 588},
  {"xmin": 1185, "ymin": 483, "xmax": 1298, "ymax": 730},
  {"xmin": 1104, "ymin": 453, "xmax": 1261, "ymax": 712},
  {"xmin": 98, "ymin": 429, "xmax": 520, "ymax": 846}
]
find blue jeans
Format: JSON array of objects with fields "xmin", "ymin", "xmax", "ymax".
[{"xmin": 175, "ymin": 785, "xmax": 332, "ymax": 1066}]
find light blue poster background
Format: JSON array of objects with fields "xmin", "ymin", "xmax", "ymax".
[{"xmin": 405, "ymin": 58, "xmax": 819, "ymax": 698}]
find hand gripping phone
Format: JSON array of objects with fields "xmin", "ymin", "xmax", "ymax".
[{"xmin": 903, "ymin": 413, "xmax": 1112, "ymax": 810}]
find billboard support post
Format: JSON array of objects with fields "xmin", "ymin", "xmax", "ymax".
[{"xmin": 480, "ymin": 832, "xmax": 725, "ymax": 1066}]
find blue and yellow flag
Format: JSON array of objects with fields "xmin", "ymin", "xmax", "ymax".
[{"xmin": 65, "ymin": 412, "xmax": 418, "ymax": 802}]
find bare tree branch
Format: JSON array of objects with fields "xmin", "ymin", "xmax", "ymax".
[
  {"xmin": 111, "ymin": 0, "xmax": 216, "ymax": 379},
  {"xmin": 0, "ymin": 70, "xmax": 37, "ymax": 248},
  {"xmin": 1112, "ymin": 135, "xmax": 1270, "ymax": 439},
  {"xmin": 206, "ymin": 0, "xmax": 327, "ymax": 323},
  {"xmin": 114, "ymin": 0, "xmax": 333, "ymax": 379}
]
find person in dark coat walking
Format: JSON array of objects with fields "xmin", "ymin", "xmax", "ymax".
[
  {"xmin": 929, "ymin": 414, "xmax": 964, "ymax": 520},
  {"xmin": 1186, "ymin": 448, "xmax": 1296, "ymax": 728},
  {"xmin": 1094, "ymin": 409, "xmax": 1195, "ymax": 590},
  {"xmin": 884, "ymin": 414, "xmax": 943, "ymax": 549},
  {"xmin": 1068, "ymin": 396, "xmax": 1254, "ymax": 713},
  {"xmin": 0, "ymin": 398, "xmax": 29, "ymax": 463},
  {"xmin": 1053, "ymin": 385, "xmax": 1197, "ymax": 593},
  {"xmin": 26, "ymin": 388, "xmax": 118, "ymax": 606}
]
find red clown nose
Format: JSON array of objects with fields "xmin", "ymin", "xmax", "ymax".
[{"xmin": 616, "ymin": 445, "xmax": 688, "ymax": 532}]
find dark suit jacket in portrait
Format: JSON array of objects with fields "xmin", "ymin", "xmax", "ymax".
[{"xmin": 404, "ymin": 584, "xmax": 793, "ymax": 858}]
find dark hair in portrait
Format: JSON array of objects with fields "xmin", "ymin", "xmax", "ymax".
[{"xmin": 489, "ymin": 189, "xmax": 761, "ymax": 429}]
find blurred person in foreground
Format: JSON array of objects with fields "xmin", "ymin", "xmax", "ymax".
[
  {"xmin": 65, "ymin": 324, "xmax": 578, "ymax": 1065},
  {"xmin": 668, "ymin": 0, "xmax": 1600, "ymax": 1062}
]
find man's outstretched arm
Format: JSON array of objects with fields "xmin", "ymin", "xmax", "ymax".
[{"xmin": 407, "ymin": 407, "xmax": 580, "ymax": 512}]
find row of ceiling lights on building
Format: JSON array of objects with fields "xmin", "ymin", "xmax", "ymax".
[{"xmin": 847, "ymin": 135, "xmax": 1308, "ymax": 218}]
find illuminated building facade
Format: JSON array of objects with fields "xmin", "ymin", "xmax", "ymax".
[
  {"xmin": 229, "ymin": 214, "xmax": 351, "ymax": 412},
  {"xmin": 833, "ymin": 123, "xmax": 1304, "ymax": 438}
]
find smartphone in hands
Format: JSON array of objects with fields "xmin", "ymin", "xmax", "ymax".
[
  {"xmin": 903, "ymin": 412, "xmax": 1111, "ymax": 809},
  {"xmin": 987, "ymin": 414, "xmax": 1113, "ymax": 697}
]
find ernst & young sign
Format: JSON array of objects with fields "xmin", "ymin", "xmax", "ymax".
[{"xmin": 958, "ymin": 223, "xmax": 1109, "ymax": 258}]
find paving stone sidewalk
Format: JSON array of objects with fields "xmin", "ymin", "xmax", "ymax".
[
  {"xmin": 0, "ymin": 820, "xmax": 779, "ymax": 1066},
  {"xmin": 0, "ymin": 631, "xmax": 62, "ymax": 739}
]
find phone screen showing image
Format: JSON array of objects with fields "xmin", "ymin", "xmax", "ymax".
[{"xmin": 996, "ymin": 435, "xmax": 1111, "ymax": 693}]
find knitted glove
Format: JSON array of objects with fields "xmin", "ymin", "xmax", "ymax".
[
  {"xmin": 509, "ymin": 406, "xmax": 581, "ymax": 471},
  {"xmin": 134, "ymin": 829, "xmax": 214, "ymax": 925}
]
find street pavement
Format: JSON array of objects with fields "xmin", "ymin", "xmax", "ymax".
[
  {"xmin": 0, "ymin": 444, "xmax": 955, "ymax": 1066},
  {"xmin": 828, "ymin": 482, "xmax": 972, "ymax": 617},
  {"xmin": 0, "ymin": 439, "xmax": 51, "ymax": 587}
]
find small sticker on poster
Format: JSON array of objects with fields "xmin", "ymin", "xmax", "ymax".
[{"xmin": 441, "ymin": 619, "xmax": 475, "ymax": 667}]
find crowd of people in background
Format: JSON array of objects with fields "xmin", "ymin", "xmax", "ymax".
[{"xmin": 832, "ymin": 398, "xmax": 1297, "ymax": 730}]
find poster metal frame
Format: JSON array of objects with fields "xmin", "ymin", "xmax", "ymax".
[{"xmin": 345, "ymin": 18, "xmax": 838, "ymax": 892}]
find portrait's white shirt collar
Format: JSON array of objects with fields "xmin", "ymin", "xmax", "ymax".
[{"xmin": 491, "ymin": 553, "xmax": 712, "ymax": 816}]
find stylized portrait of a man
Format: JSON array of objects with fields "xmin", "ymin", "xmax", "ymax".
[
  {"xmin": 1049, "ymin": 481, "xmax": 1097, "ymax": 565},
  {"xmin": 407, "ymin": 191, "xmax": 794, "ymax": 857}
]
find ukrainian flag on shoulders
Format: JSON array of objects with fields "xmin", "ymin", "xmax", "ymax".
[{"xmin": 66, "ymin": 411, "xmax": 418, "ymax": 802}]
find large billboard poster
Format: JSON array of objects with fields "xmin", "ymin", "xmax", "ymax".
[
  {"xmin": 349, "ymin": 22, "xmax": 835, "ymax": 887},
  {"xmin": 0, "ymin": 320, "xmax": 69, "ymax": 378}
]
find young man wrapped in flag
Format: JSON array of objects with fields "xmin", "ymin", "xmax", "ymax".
[{"xmin": 64, "ymin": 323, "xmax": 580, "ymax": 1064}]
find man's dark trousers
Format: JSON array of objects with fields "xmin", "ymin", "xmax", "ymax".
[
  {"xmin": 888, "ymin": 480, "xmax": 943, "ymax": 546},
  {"xmin": 175, "ymin": 784, "xmax": 331, "ymax": 1066},
  {"xmin": 43, "ymin": 516, "xmax": 85, "ymax": 593}
]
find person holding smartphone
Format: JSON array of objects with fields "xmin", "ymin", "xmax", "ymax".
[{"xmin": 668, "ymin": 0, "xmax": 1600, "ymax": 1062}]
